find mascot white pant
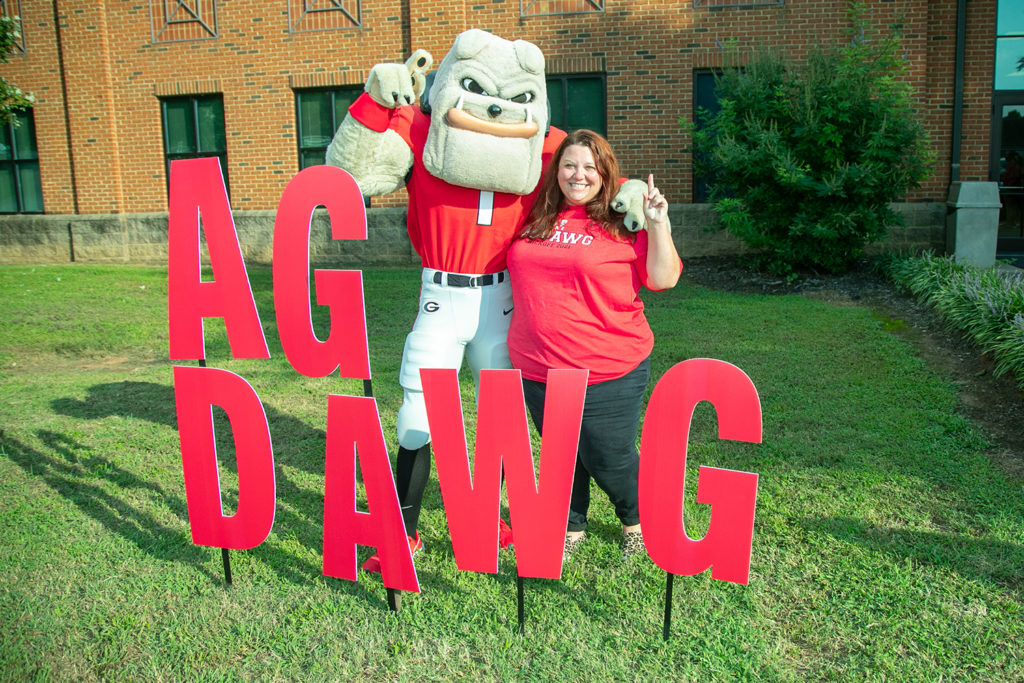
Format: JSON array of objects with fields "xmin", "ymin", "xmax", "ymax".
[{"xmin": 397, "ymin": 268, "xmax": 513, "ymax": 449}]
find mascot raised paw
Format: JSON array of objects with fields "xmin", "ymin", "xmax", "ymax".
[
  {"xmin": 611, "ymin": 178, "xmax": 649, "ymax": 232},
  {"xmin": 325, "ymin": 29, "xmax": 566, "ymax": 573}
]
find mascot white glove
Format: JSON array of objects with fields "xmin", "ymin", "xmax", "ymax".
[{"xmin": 364, "ymin": 50, "xmax": 433, "ymax": 108}]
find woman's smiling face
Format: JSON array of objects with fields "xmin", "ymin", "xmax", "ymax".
[{"xmin": 557, "ymin": 144, "xmax": 603, "ymax": 206}]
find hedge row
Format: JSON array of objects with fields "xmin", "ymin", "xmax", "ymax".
[{"xmin": 880, "ymin": 253, "xmax": 1024, "ymax": 390}]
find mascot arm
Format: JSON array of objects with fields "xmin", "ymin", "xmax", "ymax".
[
  {"xmin": 324, "ymin": 50, "xmax": 433, "ymax": 197},
  {"xmin": 325, "ymin": 114, "xmax": 413, "ymax": 197}
]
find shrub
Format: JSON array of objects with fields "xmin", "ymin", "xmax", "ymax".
[
  {"xmin": 693, "ymin": 4, "xmax": 932, "ymax": 277},
  {"xmin": 881, "ymin": 253, "xmax": 1024, "ymax": 389}
]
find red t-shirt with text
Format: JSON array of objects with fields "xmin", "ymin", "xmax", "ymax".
[{"xmin": 507, "ymin": 205, "xmax": 657, "ymax": 384}]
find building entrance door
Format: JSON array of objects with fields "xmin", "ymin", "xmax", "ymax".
[{"xmin": 991, "ymin": 92, "xmax": 1024, "ymax": 266}]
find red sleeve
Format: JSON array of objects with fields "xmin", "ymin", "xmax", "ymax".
[
  {"xmin": 347, "ymin": 92, "xmax": 394, "ymax": 133},
  {"xmin": 543, "ymin": 126, "xmax": 567, "ymax": 153},
  {"xmin": 347, "ymin": 92, "xmax": 417, "ymax": 150}
]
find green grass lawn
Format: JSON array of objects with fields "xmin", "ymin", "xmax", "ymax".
[{"xmin": 1, "ymin": 264, "xmax": 1021, "ymax": 680}]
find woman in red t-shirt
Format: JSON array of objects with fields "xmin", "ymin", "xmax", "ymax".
[{"xmin": 507, "ymin": 129, "xmax": 681, "ymax": 557}]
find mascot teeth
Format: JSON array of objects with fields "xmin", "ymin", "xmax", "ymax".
[{"xmin": 445, "ymin": 97, "xmax": 539, "ymax": 139}]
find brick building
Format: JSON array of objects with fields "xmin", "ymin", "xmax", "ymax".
[{"xmin": 0, "ymin": 0, "xmax": 1019, "ymax": 264}]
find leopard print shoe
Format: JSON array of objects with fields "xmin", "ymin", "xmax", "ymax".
[
  {"xmin": 563, "ymin": 532, "xmax": 587, "ymax": 560},
  {"xmin": 621, "ymin": 529, "xmax": 645, "ymax": 557}
]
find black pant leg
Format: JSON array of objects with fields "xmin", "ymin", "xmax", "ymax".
[
  {"xmin": 522, "ymin": 376, "xmax": 590, "ymax": 530},
  {"xmin": 395, "ymin": 444, "xmax": 431, "ymax": 536},
  {"xmin": 575, "ymin": 358, "xmax": 650, "ymax": 528}
]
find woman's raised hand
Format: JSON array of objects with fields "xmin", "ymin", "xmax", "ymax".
[{"xmin": 642, "ymin": 174, "xmax": 668, "ymax": 225}]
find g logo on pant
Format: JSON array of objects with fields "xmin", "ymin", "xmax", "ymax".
[{"xmin": 423, "ymin": 300, "xmax": 440, "ymax": 313}]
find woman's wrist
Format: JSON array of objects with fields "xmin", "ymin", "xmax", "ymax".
[{"xmin": 647, "ymin": 217, "xmax": 670, "ymax": 232}]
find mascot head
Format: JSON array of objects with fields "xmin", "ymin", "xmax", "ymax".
[{"xmin": 422, "ymin": 29, "xmax": 549, "ymax": 195}]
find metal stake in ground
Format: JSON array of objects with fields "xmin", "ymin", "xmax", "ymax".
[
  {"xmin": 662, "ymin": 573, "xmax": 674, "ymax": 640},
  {"xmin": 517, "ymin": 574, "xmax": 525, "ymax": 635},
  {"xmin": 387, "ymin": 589, "xmax": 401, "ymax": 611},
  {"xmin": 222, "ymin": 547, "xmax": 233, "ymax": 586},
  {"xmin": 197, "ymin": 357, "xmax": 234, "ymax": 588}
]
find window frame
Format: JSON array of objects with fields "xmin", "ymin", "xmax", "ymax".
[
  {"xmin": 160, "ymin": 94, "xmax": 228, "ymax": 194},
  {"xmin": 692, "ymin": 0, "xmax": 783, "ymax": 7},
  {"xmin": 520, "ymin": 0, "xmax": 603, "ymax": 18},
  {"xmin": 288, "ymin": 0, "xmax": 362, "ymax": 32},
  {"xmin": 294, "ymin": 85, "xmax": 363, "ymax": 171},
  {"xmin": 0, "ymin": 108, "xmax": 43, "ymax": 214},
  {"xmin": 545, "ymin": 73, "xmax": 607, "ymax": 137}
]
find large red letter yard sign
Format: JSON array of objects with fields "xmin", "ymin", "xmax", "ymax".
[
  {"xmin": 167, "ymin": 159, "xmax": 764, "ymax": 608},
  {"xmin": 639, "ymin": 359, "xmax": 761, "ymax": 585},
  {"xmin": 168, "ymin": 157, "xmax": 269, "ymax": 361},
  {"xmin": 323, "ymin": 395, "xmax": 419, "ymax": 592},
  {"xmin": 173, "ymin": 365, "xmax": 275, "ymax": 549},
  {"xmin": 422, "ymin": 368, "xmax": 587, "ymax": 578},
  {"xmin": 273, "ymin": 165, "xmax": 371, "ymax": 379}
]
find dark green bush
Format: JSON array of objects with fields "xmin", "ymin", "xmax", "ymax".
[{"xmin": 693, "ymin": 8, "xmax": 932, "ymax": 276}]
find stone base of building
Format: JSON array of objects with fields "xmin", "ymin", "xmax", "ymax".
[{"xmin": 0, "ymin": 203, "xmax": 947, "ymax": 267}]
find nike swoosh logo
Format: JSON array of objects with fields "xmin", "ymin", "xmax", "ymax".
[{"xmin": 503, "ymin": 307, "xmax": 514, "ymax": 316}]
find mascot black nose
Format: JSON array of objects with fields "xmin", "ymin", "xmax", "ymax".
[{"xmin": 487, "ymin": 104, "xmax": 502, "ymax": 118}]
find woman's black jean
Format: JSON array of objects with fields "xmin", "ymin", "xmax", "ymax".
[{"xmin": 521, "ymin": 357, "xmax": 651, "ymax": 532}]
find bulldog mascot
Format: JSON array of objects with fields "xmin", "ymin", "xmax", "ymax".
[{"xmin": 326, "ymin": 29, "xmax": 568, "ymax": 573}]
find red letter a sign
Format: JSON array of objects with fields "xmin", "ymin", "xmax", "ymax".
[
  {"xmin": 167, "ymin": 157, "xmax": 269, "ymax": 361},
  {"xmin": 639, "ymin": 359, "xmax": 761, "ymax": 585},
  {"xmin": 173, "ymin": 365, "xmax": 276, "ymax": 550},
  {"xmin": 322, "ymin": 395, "xmax": 419, "ymax": 592}
]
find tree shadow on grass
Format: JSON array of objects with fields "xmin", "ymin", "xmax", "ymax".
[
  {"xmin": 802, "ymin": 516, "xmax": 1024, "ymax": 598},
  {"xmin": 43, "ymin": 380, "xmax": 397, "ymax": 608},
  {"xmin": 0, "ymin": 429, "xmax": 218, "ymax": 583},
  {"xmin": 50, "ymin": 380, "xmax": 180, "ymax": 428}
]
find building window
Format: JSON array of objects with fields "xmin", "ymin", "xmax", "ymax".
[
  {"xmin": 161, "ymin": 95, "xmax": 227, "ymax": 190},
  {"xmin": 1, "ymin": 1, "xmax": 26, "ymax": 54},
  {"xmin": 994, "ymin": 0, "xmax": 1024, "ymax": 263},
  {"xmin": 521, "ymin": 0, "xmax": 602, "ymax": 18},
  {"xmin": 693, "ymin": 70, "xmax": 723, "ymax": 203},
  {"xmin": 546, "ymin": 75, "xmax": 606, "ymax": 137},
  {"xmin": 0, "ymin": 108, "xmax": 43, "ymax": 213},
  {"xmin": 995, "ymin": 0, "xmax": 1024, "ymax": 90},
  {"xmin": 295, "ymin": 86, "xmax": 362, "ymax": 170}
]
